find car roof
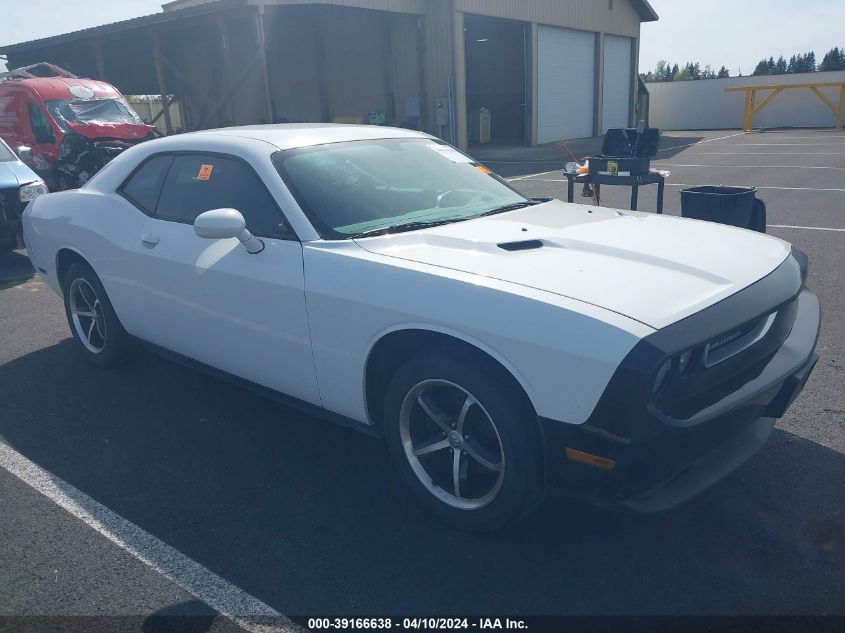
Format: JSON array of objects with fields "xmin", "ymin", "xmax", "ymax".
[
  {"xmin": 0, "ymin": 77, "xmax": 121, "ymax": 102},
  {"xmin": 179, "ymin": 123, "xmax": 434, "ymax": 151}
]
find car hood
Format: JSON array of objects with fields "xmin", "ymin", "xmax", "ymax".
[
  {"xmin": 354, "ymin": 200, "xmax": 791, "ymax": 329},
  {"xmin": 0, "ymin": 161, "xmax": 40, "ymax": 189},
  {"xmin": 67, "ymin": 121, "xmax": 154, "ymax": 141}
]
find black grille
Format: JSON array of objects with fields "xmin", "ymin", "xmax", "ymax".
[
  {"xmin": 659, "ymin": 295, "xmax": 800, "ymax": 419},
  {"xmin": 0, "ymin": 187, "xmax": 22, "ymax": 244},
  {"xmin": 0, "ymin": 187, "xmax": 21, "ymax": 219}
]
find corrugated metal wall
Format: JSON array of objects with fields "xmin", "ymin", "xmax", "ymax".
[
  {"xmin": 455, "ymin": 0, "xmax": 640, "ymax": 37},
  {"xmin": 165, "ymin": 0, "xmax": 426, "ymax": 14},
  {"xmin": 647, "ymin": 71, "xmax": 845, "ymax": 130}
]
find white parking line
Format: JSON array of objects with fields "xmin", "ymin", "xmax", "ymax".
[
  {"xmin": 482, "ymin": 160, "xmax": 566, "ymax": 165},
  {"xmin": 769, "ymin": 224, "xmax": 845, "ymax": 232},
  {"xmin": 680, "ymin": 152, "xmax": 845, "ymax": 155},
  {"xmin": 653, "ymin": 163, "xmax": 845, "ymax": 171},
  {"xmin": 655, "ymin": 131, "xmax": 747, "ymax": 152},
  {"xmin": 502, "ymin": 132, "xmax": 748, "ymax": 181},
  {"xmin": 726, "ymin": 143, "xmax": 845, "ymax": 146},
  {"xmin": 0, "ymin": 441, "xmax": 300, "ymax": 633},
  {"xmin": 664, "ymin": 182, "xmax": 845, "ymax": 193},
  {"xmin": 507, "ymin": 169, "xmax": 560, "ymax": 181},
  {"xmin": 516, "ymin": 179, "xmax": 845, "ymax": 193}
]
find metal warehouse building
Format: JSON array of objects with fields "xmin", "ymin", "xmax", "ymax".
[{"xmin": 0, "ymin": 0, "xmax": 657, "ymax": 149}]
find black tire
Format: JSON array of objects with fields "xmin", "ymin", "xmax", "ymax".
[
  {"xmin": 383, "ymin": 347, "xmax": 544, "ymax": 531},
  {"xmin": 62, "ymin": 261, "xmax": 129, "ymax": 367}
]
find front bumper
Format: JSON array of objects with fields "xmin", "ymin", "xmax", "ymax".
[{"xmin": 541, "ymin": 263, "xmax": 820, "ymax": 513}]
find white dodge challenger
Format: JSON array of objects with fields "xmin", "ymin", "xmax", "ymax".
[{"xmin": 23, "ymin": 125, "xmax": 820, "ymax": 530}]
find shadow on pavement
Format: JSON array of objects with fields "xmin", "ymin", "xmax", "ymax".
[
  {"xmin": 0, "ymin": 340, "xmax": 843, "ymax": 616},
  {"xmin": 470, "ymin": 135, "xmax": 706, "ymax": 179},
  {"xmin": 0, "ymin": 249, "xmax": 34, "ymax": 289},
  {"xmin": 143, "ymin": 600, "xmax": 239, "ymax": 633}
]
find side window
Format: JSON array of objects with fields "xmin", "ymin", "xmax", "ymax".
[
  {"xmin": 120, "ymin": 155, "xmax": 173, "ymax": 214},
  {"xmin": 27, "ymin": 102, "xmax": 55, "ymax": 145},
  {"xmin": 155, "ymin": 154, "xmax": 289, "ymax": 237}
]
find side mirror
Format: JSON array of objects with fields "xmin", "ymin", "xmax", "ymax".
[
  {"xmin": 193, "ymin": 208, "xmax": 264, "ymax": 254},
  {"xmin": 16, "ymin": 146, "xmax": 32, "ymax": 162}
]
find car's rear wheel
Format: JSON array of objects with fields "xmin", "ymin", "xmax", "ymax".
[
  {"xmin": 383, "ymin": 348, "xmax": 543, "ymax": 531},
  {"xmin": 63, "ymin": 261, "xmax": 129, "ymax": 366}
]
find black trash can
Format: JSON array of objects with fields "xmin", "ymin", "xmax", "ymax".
[{"xmin": 680, "ymin": 186, "xmax": 766, "ymax": 232}]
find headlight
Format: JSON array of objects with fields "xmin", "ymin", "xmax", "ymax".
[
  {"xmin": 677, "ymin": 350, "xmax": 693, "ymax": 376},
  {"xmin": 19, "ymin": 181, "xmax": 49, "ymax": 203},
  {"xmin": 653, "ymin": 359, "xmax": 673, "ymax": 394}
]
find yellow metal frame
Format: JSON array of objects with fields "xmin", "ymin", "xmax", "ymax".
[{"xmin": 726, "ymin": 81, "xmax": 845, "ymax": 131}]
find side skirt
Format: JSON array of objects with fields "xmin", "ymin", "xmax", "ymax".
[{"xmin": 137, "ymin": 339, "xmax": 383, "ymax": 439}]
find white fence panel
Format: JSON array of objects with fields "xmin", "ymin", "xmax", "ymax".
[{"xmin": 646, "ymin": 70, "xmax": 845, "ymax": 130}]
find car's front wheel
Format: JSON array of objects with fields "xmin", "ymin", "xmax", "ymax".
[
  {"xmin": 62, "ymin": 261, "xmax": 129, "ymax": 367},
  {"xmin": 383, "ymin": 348, "xmax": 544, "ymax": 531}
]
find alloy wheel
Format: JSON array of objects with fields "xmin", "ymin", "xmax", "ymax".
[
  {"xmin": 68, "ymin": 278, "xmax": 106, "ymax": 354},
  {"xmin": 399, "ymin": 379, "xmax": 505, "ymax": 510}
]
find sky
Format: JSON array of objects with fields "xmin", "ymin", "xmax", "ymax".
[
  {"xmin": 0, "ymin": 0, "xmax": 164, "ymax": 53},
  {"xmin": 640, "ymin": 0, "xmax": 845, "ymax": 76},
  {"xmin": 1, "ymin": 0, "xmax": 844, "ymax": 76}
]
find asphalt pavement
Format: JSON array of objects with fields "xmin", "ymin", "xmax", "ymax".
[{"xmin": 0, "ymin": 129, "xmax": 843, "ymax": 628}]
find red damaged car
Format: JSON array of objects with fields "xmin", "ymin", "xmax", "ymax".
[{"xmin": 0, "ymin": 63, "xmax": 156, "ymax": 189}]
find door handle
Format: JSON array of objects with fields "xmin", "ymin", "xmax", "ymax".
[{"xmin": 141, "ymin": 233, "xmax": 160, "ymax": 248}]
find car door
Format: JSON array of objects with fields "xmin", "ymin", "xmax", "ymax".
[
  {"xmin": 25, "ymin": 100, "xmax": 60, "ymax": 172},
  {"xmin": 128, "ymin": 152, "xmax": 321, "ymax": 406}
]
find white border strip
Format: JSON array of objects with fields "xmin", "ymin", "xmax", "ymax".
[{"xmin": 0, "ymin": 441, "xmax": 300, "ymax": 633}]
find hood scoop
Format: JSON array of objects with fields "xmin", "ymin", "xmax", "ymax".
[{"xmin": 497, "ymin": 239, "xmax": 544, "ymax": 252}]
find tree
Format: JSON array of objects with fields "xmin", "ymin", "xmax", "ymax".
[
  {"xmin": 775, "ymin": 56, "xmax": 788, "ymax": 74},
  {"xmin": 820, "ymin": 47, "xmax": 845, "ymax": 71},
  {"xmin": 752, "ymin": 59, "xmax": 771, "ymax": 75},
  {"xmin": 717, "ymin": 66, "xmax": 730, "ymax": 78},
  {"xmin": 805, "ymin": 51, "xmax": 816, "ymax": 72}
]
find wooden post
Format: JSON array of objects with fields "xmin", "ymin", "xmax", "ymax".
[
  {"xmin": 151, "ymin": 32, "xmax": 173, "ymax": 135},
  {"xmin": 254, "ymin": 4, "xmax": 274, "ymax": 123},
  {"xmin": 93, "ymin": 43, "xmax": 106, "ymax": 81},
  {"xmin": 742, "ymin": 88, "xmax": 755, "ymax": 131}
]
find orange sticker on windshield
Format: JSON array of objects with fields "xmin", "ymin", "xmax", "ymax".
[
  {"xmin": 475, "ymin": 165, "xmax": 493, "ymax": 175},
  {"xmin": 197, "ymin": 164, "xmax": 214, "ymax": 180}
]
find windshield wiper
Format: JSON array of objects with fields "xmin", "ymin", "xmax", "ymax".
[
  {"xmin": 475, "ymin": 200, "xmax": 540, "ymax": 218},
  {"xmin": 352, "ymin": 218, "xmax": 466, "ymax": 239},
  {"xmin": 351, "ymin": 201, "xmax": 541, "ymax": 239}
]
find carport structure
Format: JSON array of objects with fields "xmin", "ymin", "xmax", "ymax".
[{"xmin": 0, "ymin": 0, "xmax": 657, "ymax": 149}]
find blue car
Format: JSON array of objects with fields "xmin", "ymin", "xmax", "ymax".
[{"xmin": 1, "ymin": 138, "xmax": 49, "ymax": 252}]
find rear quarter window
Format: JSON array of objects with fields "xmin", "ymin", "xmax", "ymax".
[{"xmin": 119, "ymin": 155, "xmax": 173, "ymax": 214}]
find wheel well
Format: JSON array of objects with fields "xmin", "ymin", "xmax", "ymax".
[
  {"xmin": 55, "ymin": 249, "xmax": 89, "ymax": 294},
  {"xmin": 364, "ymin": 329, "xmax": 535, "ymax": 427}
]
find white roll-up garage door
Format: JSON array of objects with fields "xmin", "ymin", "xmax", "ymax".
[
  {"xmin": 601, "ymin": 35, "xmax": 633, "ymax": 133},
  {"xmin": 537, "ymin": 26, "xmax": 595, "ymax": 144}
]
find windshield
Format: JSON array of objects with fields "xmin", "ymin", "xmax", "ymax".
[
  {"xmin": 46, "ymin": 98, "xmax": 144, "ymax": 131},
  {"xmin": 0, "ymin": 138, "xmax": 16, "ymax": 162},
  {"xmin": 272, "ymin": 138, "xmax": 529, "ymax": 239}
]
